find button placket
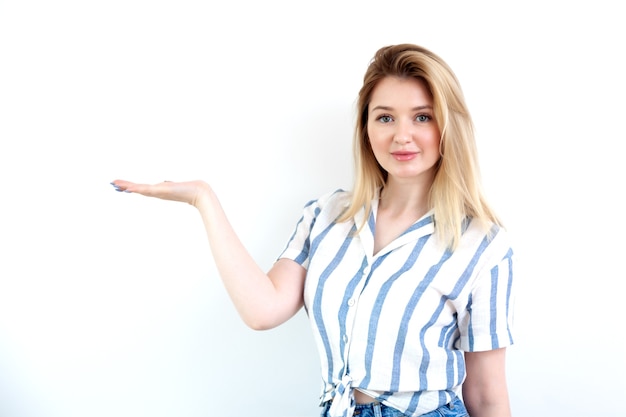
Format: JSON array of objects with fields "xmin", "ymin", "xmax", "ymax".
[{"xmin": 339, "ymin": 260, "xmax": 370, "ymax": 370}]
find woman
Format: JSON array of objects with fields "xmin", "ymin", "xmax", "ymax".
[{"xmin": 112, "ymin": 44, "xmax": 515, "ymax": 417}]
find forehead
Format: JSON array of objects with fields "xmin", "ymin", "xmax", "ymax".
[{"xmin": 369, "ymin": 76, "xmax": 432, "ymax": 107}]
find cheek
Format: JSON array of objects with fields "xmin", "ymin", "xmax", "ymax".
[
  {"xmin": 428, "ymin": 132, "xmax": 441, "ymax": 149},
  {"xmin": 366, "ymin": 126, "xmax": 379, "ymax": 148},
  {"xmin": 368, "ymin": 136, "xmax": 386, "ymax": 155},
  {"xmin": 367, "ymin": 123, "xmax": 387, "ymax": 145}
]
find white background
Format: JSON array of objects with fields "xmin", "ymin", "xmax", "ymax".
[{"xmin": 1, "ymin": 1, "xmax": 625, "ymax": 416}]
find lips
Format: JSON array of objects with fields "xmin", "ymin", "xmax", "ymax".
[{"xmin": 391, "ymin": 151, "xmax": 418, "ymax": 161}]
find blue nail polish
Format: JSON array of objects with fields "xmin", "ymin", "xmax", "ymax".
[{"xmin": 110, "ymin": 182, "xmax": 122, "ymax": 192}]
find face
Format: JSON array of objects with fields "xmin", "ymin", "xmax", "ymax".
[{"xmin": 367, "ymin": 76, "xmax": 441, "ymax": 185}]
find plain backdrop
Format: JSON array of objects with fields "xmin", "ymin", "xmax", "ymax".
[{"xmin": 1, "ymin": 1, "xmax": 624, "ymax": 416}]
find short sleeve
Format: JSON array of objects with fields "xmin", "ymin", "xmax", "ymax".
[
  {"xmin": 277, "ymin": 189, "xmax": 349, "ymax": 269},
  {"xmin": 456, "ymin": 249, "xmax": 515, "ymax": 352},
  {"xmin": 277, "ymin": 198, "xmax": 320, "ymax": 269}
]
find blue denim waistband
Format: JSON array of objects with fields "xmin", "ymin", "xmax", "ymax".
[{"xmin": 321, "ymin": 396, "xmax": 467, "ymax": 417}]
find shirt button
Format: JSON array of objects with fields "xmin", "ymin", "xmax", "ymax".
[
  {"xmin": 347, "ymin": 298, "xmax": 355, "ymax": 307},
  {"xmin": 342, "ymin": 334, "xmax": 349, "ymax": 343}
]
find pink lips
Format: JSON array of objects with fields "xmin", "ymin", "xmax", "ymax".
[{"xmin": 391, "ymin": 151, "xmax": 418, "ymax": 161}]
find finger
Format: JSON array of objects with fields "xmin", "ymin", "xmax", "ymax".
[
  {"xmin": 111, "ymin": 180, "xmax": 181, "ymax": 200},
  {"xmin": 110, "ymin": 179, "xmax": 160, "ymax": 195},
  {"xmin": 110, "ymin": 179, "xmax": 135, "ymax": 193}
]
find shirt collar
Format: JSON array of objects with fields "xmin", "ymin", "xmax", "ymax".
[{"xmin": 355, "ymin": 199, "xmax": 435, "ymax": 259}]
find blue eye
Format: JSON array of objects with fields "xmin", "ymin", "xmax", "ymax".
[
  {"xmin": 378, "ymin": 115, "xmax": 393, "ymax": 123},
  {"xmin": 416, "ymin": 114, "xmax": 431, "ymax": 122}
]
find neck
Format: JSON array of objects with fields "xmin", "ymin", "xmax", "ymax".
[{"xmin": 379, "ymin": 178, "xmax": 432, "ymax": 218}]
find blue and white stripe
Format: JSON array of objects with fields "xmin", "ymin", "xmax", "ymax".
[{"xmin": 279, "ymin": 190, "xmax": 515, "ymax": 417}]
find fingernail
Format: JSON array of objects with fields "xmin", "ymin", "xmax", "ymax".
[{"xmin": 110, "ymin": 182, "xmax": 127, "ymax": 192}]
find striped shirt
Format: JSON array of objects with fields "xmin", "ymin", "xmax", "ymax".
[{"xmin": 279, "ymin": 190, "xmax": 515, "ymax": 417}]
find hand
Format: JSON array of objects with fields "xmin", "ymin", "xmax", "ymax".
[{"xmin": 110, "ymin": 179, "xmax": 211, "ymax": 208}]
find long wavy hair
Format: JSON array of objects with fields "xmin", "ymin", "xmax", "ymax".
[{"xmin": 337, "ymin": 44, "xmax": 502, "ymax": 250}]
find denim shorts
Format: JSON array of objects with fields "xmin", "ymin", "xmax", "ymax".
[{"xmin": 320, "ymin": 396, "xmax": 468, "ymax": 417}]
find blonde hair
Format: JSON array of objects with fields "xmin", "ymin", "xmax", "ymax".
[{"xmin": 338, "ymin": 44, "xmax": 502, "ymax": 250}]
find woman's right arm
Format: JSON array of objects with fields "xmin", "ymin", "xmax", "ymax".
[{"xmin": 111, "ymin": 179, "xmax": 306, "ymax": 330}]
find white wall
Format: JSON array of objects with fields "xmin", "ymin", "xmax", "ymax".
[{"xmin": 1, "ymin": 1, "xmax": 624, "ymax": 416}]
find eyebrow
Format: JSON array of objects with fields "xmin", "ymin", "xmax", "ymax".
[{"xmin": 370, "ymin": 105, "xmax": 433, "ymax": 112}]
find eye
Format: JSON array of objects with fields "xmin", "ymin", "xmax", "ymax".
[
  {"xmin": 377, "ymin": 115, "xmax": 393, "ymax": 123},
  {"xmin": 416, "ymin": 114, "xmax": 431, "ymax": 122}
]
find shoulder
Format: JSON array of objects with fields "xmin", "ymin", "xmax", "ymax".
[
  {"xmin": 461, "ymin": 219, "xmax": 514, "ymax": 263},
  {"xmin": 306, "ymin": 188, "xmax": 350, "ymax": 212},
  {"xmin": 299, "ymin": 189, "xmax": 352, "ymax": 227}
]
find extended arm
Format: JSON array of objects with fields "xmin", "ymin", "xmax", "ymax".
[
  {"xmin": 463, "ymin": 348, "xmax": 512, "ymax": 417},
  {"xmin": 111, "ymin": 179, "xmax": 305, "ymax": 330}
]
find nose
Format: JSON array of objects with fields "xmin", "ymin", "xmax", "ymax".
[{"xmin": 393, "ymin": 119, "xmax": 413, "ymax": 144}]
